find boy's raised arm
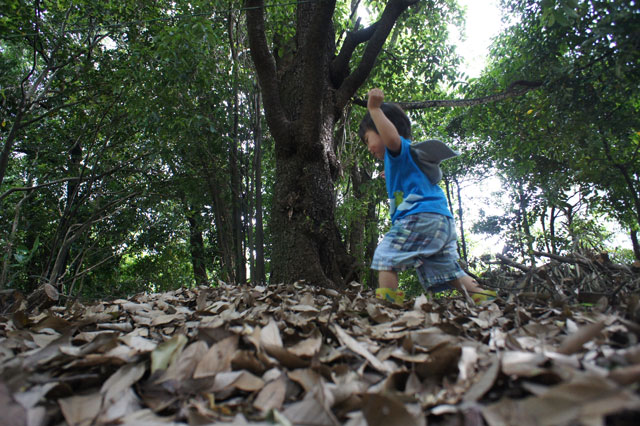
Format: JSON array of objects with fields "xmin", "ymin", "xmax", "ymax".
[{"xmin": 367, "ymin": 88, "xmax": 402, "ymax": 153}]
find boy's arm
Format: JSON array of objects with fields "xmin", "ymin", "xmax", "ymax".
[{"xmin": 367, "ymin": 88, "xmax": 402, "ymax": 153}]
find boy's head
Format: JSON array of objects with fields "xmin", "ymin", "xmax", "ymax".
[{"xmin": 358, "ymin": 102, "xmax": 412, "ymax": 142}]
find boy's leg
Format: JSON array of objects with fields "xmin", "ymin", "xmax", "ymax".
[
  {"xmin": 375, "ymin": 270, "xmax": 404, "ymax": 304},
  {"xmin": 379, "ymin": 270, "xmax": 398, "ymax": 289},
  {"xmin": 448, "ymin": 274, "xmax": 496, "ymax": 303},
  {"xmin": 448, "ymin": 274, "xmax": 481, "ymax": 293}
]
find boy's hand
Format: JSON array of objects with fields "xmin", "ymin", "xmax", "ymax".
[{"xmin": 367, "ymin": 88, "xmax": 384, "ymax": 110}]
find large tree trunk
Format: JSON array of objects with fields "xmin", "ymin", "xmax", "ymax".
[
  {"xmin": 269, "ymin": 112, "xmax": 353, "ymax": 288},
  {"xmin": 246, "ymin": 0, "xmax": 418, "ymax": 288}
]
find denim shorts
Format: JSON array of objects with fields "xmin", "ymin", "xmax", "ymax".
[{"xmin": 371, "ymin": 212, "xmax": 466, "ymax": 292}]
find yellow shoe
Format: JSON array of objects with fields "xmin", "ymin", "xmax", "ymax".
[
  {"xmin": 471, "ymin": 290, "xmax": 497, "ymax": 304},
  {"xmin": 376, "ymin": 288, "xmax": 405, "ymax": 305}
]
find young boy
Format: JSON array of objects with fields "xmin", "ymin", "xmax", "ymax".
[{"xmin": 359, "ymin": 88, "xmax": 495, "ymax": 305}]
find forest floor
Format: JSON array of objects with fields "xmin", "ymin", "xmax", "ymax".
[{"xmin": 1, "ymin": 252, "xmax": 640, "ymax": 426}]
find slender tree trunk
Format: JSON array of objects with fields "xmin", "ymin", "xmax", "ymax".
[
  {"xmin": 0, "ymin": 109, "xmax": 25, "ymax": 188},
  {"xmin": 1, "ymin": 190, "xmax": 34, "ymax": 289},
  {"xmin": 348, "ymin": 164, "xmax": 366, "ymax": 257},
  {"xmin": 202, "ymin": 161, "xmax": 236, "ymax": 284},
  {"xmin": 228, "ymin": 10, "xmax": 245, "ymax": 284},
  {"xmin": 253, "ymin": 91, "xmax": 266, "ymax": 285},
  {"xmin": 454, "ymin": 177, "xmax": 468, "ymax": 266},
  {"xmin": 186, "ymin": 210, "xmax": 208, "ymax": 286},
  {"xmin": 631, "ymin": 230, "xmax": 640, "ymax": 261},
  {"xmin": 442, "ymin": 176, "xmax": 461, "ymax": 258},
  {"xmin": 540, "ymin": 207, "xmax": 550, "ymax": 253},
  {"xmin": 549, "ymin": 205, "xmax": 557, "ymax": 254},
  {"xmin": 517, "ymin": 182, "xmax": 535, "ymax": 267}
]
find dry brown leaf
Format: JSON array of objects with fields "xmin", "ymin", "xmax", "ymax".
[
  {"xmin": 288, "ymin": 329, "xmax": 322, "ymax": 358},
  {"xmin": 557, "ymin": 320, "xmax": 605, "ymax": 355},
  {"xmin": 331, "ymin": 324, "xmax": 391, "ymax": 374},
  {"xmin": 608, "ymin": 363, "xmax": 640, "ymax": 385},
  {"xmin": 58, "ymin": 393, "xmax": 102, "ymax": 426},
  {"xmin": 282, "ymin": 394, "xmax": 340, "ymax": 426},
  {"xmin": 151, "ymin": 313, "xmax": 184, "ymax": 326},
  {"xmin": 22, "ymin": 330, "xmax": 72, "ymax": 369},
  {"xmin": 100, "ymin": 387, "xmax": 142, "ymax": 423},
  {"xmin": 150, "ymin": 334, "xmax": 188, "ymax": 373},
  {"xmin": 0, "ymin": 382, "xmax": 27, "ymax": 426},
  {"xmin": 193, "ymin": 334, "xmax": 238, "ymax": 379},
  {"xmin": 259, "ymin": 319, "xmax": 283, "ymax": 348},
  {"xmin": 101, "ymin": 362, "xmax": 146, "ymax": 405},
  {"xmin": 210, "ymin": 370, "xmax": 265, "ymax": 392},
  {"xmin": 288, "ymin": 368, "xmax": 324, "ymax": 393},
  {"xmin": 463, "ymin": 355, "xmax": 500, "ymax": 402},
  {"xmin": 253, "ymin": 375, "xmax": 287, "ymax": 412},
  {"xmin": 362, "ymin": 393, "xmax": 424, "ymax": 426},
  {"xmin": 157, "ymin": 340, "xmax": 208, "ymax": 383},
  {"xmin": 501, "ymin": 351, "xmax": 547, "ymax": 377},
  {"xmin": 118, "ymin": 334, "xmax": 157, "ymax": 353}
]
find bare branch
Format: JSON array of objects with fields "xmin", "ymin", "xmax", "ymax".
[
  {"xmin": 245, "ymin": 0, "xmax": 291, "ymax": 142},
  {"xmin": 331, "ymin": 22, "xmax": 378, "ymax": 87},
  {"xmin": 335, "ymin": 0, "xmax": 419, "ymax": 110},
  {"xmin": 0, "ymin": 177, "xmax": 81, "ymax": 201},
  {"xmin": 352, "ymin": 80, "xmax": 543, "ymax": 109}
]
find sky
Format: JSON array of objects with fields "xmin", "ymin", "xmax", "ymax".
[{"xmin": 452, "ymin": 0, "xmax": 505, "ymax": 78}]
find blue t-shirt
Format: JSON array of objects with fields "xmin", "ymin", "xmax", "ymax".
[{"xmin": 385, "ymin": 137, "xmax": 453, "ymax": 223}]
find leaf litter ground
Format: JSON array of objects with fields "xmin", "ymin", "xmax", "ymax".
[{"xmin": 2, "ymin": 279, "xmax": 640, "ymax": 426}]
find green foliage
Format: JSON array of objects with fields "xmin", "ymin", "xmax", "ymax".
[{"xmin": 446, "ymin": 0, "xmax": 639, "ymax": 260}]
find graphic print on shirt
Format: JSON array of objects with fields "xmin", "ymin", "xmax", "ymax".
[{"xmin": 389, "ymin": 191, "xmax": 426, "ymax": 217}]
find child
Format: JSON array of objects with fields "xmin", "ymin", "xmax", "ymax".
[{"xmin": 359, "ymin": 88, "xmax": 495, "ymax": 305}]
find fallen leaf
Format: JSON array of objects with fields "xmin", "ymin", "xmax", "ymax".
[
  {"xmin": 253, "ymin": 375, "xmax": 287, "ymax": 412},
  {"xmin": 193, "ymin": 335, "xmax": 239, "ymax": 378},
  {"xmin": 101, "ymin": 362, "xmax": 146, "ymax": 405},
  {"xmin": 150, "ymin": 334, "xmax": 188, "ymax": 373},
  {"xmin": 0, "ymin": 382, "xmax": 27, "ymax": 426},
  {"xmin": 58, "ymin": 393, "xmax": 102, "ymax": 426},
  {"xmin": 557, "ymin": 320, "xmax": 605, "ymax": 355},
  {"xmin": 362, "ymin": 393, "xmax": 423, "ymax": 426},
  {"xmin": 331, "ymin": 324, "xmax": 391, "ymax": 374}
]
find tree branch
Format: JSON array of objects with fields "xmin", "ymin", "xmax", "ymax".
[
  {"xmin": 352, "ymin": 80, "xmax": 543, "ymax": 109},
  {"xmin": 0, "ymin": 177, "xmax": 81, "ymax": 201},
  {"xmin": 245, "ymin": 0, "xmax": 291, "ymax": 142},
  {"xmin": 330, "ymin": 22, "xmax": 378, "ymax": 88},
  {"xmin": 335, "ymin": 0, "xmax": 419, "ymax": 111}
]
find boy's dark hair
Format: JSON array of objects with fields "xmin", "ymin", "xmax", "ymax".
[{"xmin": 358, "ymin": 102, "xmax": 412, "ymax": 142}]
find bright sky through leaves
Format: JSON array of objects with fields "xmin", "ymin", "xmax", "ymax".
[{"xmin": 452, "ymin": 0, "xmax": 504, "ymax": 78}]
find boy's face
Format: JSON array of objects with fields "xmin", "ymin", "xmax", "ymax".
[{"xmin": 364, "ymin": 130, "xmax": 385, "ymax": 160}]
